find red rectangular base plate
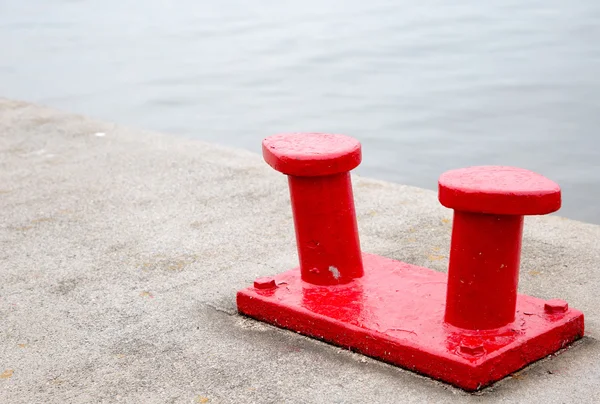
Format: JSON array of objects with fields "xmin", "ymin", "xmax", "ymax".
[{"xmin": 237, "ymin": 253, "xmax": 584, "ymax": 391}]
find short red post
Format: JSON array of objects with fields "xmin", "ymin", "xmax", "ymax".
[
  {"xmin": 438, "ymin": 166, "xmax": 562, "ymax": 330},
  {"xmin": 262, "ymin": 133, "xmax": 364, "ymax": 285}
]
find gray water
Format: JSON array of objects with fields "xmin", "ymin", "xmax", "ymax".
[{"xmin": 2, "ymin": 0, "xmax": 599, "ymax": 223}]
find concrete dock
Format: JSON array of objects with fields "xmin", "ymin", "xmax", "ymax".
[{"xmin": 1, "ymin": 98, "xmax": 599, "ymax": 403}]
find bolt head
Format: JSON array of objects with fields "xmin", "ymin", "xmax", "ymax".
[
  {"xmin": 459, "ymin": 342, "xmax": 485, "ymax": 357},
  {"xmin": 544, "ymin": 299, "xmax": 568, "ymax": 314},
  {"xmin": 254, "ymin": 277, "xmax": 277, "ymax": 290}
]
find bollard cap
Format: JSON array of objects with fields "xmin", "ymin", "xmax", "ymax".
[
  {"xmin": 262, "ymin": 133, "xmax": 361, "ymax": 177},
  {"xmin": 438, "ymin": 166, "xmax": 561, "ymax": 215}
]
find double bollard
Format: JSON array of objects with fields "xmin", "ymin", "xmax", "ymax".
[{"xmin": 237, "ymin": 133, "xmax": 584, "ymax": 391}]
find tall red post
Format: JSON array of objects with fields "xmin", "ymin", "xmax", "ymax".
[
  {"xmin": 262, "ymin": 133, "xmax": 363, "ymax": 285},
  {"xmin": 438, "ymin": 166, "xmax": 562, "ymax": 330}
]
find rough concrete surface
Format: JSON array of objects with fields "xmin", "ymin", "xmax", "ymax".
[{"xmin": 1, "ymin": 98, "xmax": 599, "ymax": 403}]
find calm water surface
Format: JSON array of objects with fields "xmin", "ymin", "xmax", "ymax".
[{"xmin": 2, "ymin": 0, "xmax": 599, "ymax": 223}]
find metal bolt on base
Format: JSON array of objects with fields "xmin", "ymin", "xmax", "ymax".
[{"xmin": 545, "ymin": 299, "xmax": 569, "ymax": 314}]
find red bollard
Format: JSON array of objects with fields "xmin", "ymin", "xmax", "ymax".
[
  {"xmin": 237, "ymin": 136, "xmax": 584, "ymax": 392},
  {"xmin": 262, "ymin": 133, "xmax": 363, "ymax": 285},
  {"xmin": 438, "ymin": 166, "xmax": 562, "ymax": 330}
]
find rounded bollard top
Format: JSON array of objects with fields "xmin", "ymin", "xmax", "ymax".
[
  {"xmin": 262, "ymin": 133, "xmax": 361, "ymax": 177},
  {"xmin": 438, "ymin": 166, "xmax": 561, "ymax": 215}
]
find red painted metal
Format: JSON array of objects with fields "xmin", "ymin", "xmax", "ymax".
[
  {"xmin": 237, "ymin": 136, "xmax": 585, "ymax": 391},
  {"xmin": 439, "ymin": 166, "xmax": 562, "ymax": 330},
  {"xmin": 438, "ymin": 166, "xmax": 561, "ymax": 216},
  {"xmin": 262, "ymin": 133, "xmax": 363, "ymax": 285},
  {"xmin": 237, "ymin": 254, "xmax": 584, "ymax": 391}
]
